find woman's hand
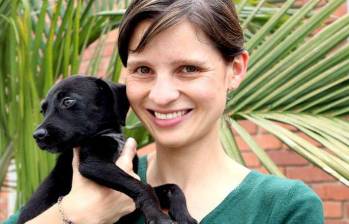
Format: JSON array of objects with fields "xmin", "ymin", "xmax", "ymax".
[{"xmin": 63, "ymin": 138, "xmax": 140, "ymax": 224}]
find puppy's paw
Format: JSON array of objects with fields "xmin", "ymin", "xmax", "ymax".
[
  {"xmin": 170, "ymin": 213, "xmax": 199, "ymax": 224},
  {"xmin": 175, "ymin": 217, "xmax": 198, "ymax": 224},
  {"xmin": 183, "ymin": 219, "xmax": 198, "ymax": 224},
  {"xmin": 145, "ymin": 214, "xmax": 174, "ymax": 224},
  {"xmin": 146, "ymin": 218, "xmax": 174, "ymax": 224}
]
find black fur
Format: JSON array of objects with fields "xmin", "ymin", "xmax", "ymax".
[{"xmin": 18, "ymin": 75, "xmax": 197, "ymax": 224}]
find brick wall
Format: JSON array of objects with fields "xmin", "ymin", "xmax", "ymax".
[
  {"xmin": 235, "ymin": 122, "xmax": 349, "ymax": 224},
  {"xmin": 0, "ymin": 191, "xmax": 8, "ymax": 221},
  {"xmin": 0, "ymin": 2, "xmax": 348, "ymax": 223},
  {"xmin": 0, "ymin": 161, "xmax": 17, "ymax": 221}
]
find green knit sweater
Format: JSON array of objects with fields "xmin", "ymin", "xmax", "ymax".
[
  {"xmin": 131, "ymin": 157, "xmax": 324, "ymax": 224},
  {"xmin": 3, "ymin": 156, "xmax": 324, "ymax": 224}
]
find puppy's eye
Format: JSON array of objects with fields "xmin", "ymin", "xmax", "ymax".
[
  {"xmin": 61, "ymin": 97, "xmax": 76, "ymax": 109},
  {"xmin": 40, "ymin": 101, "xmax": 48, "ymax": 115}
]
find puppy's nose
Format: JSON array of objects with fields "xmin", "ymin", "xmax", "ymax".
[{"xmin": 33, "ymin": 128, "xmax": 48, "ymax": 140}]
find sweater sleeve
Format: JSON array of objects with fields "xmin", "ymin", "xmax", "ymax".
[{"xmin": 279, "ymin": 181, "xmax": 324, "ymax": 224}]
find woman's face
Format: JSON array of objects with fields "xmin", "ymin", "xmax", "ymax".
[{"xmin": 125, "ymin": 20, "xmax": 237, "ymax": 149}]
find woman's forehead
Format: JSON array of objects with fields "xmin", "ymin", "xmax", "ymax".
[{"xmin": 128, "ymin": 19, "xmax": 218, "ymax": 64}]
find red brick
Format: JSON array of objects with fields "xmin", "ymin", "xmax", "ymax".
[
  {"xmin": 256, "ymin": 167, "xmax": 269, "ymax": 174},
  {"xmin": 235, "ymin": 120, "xmax": 258, "ymax": 135},
  {"xmin": 234, "ymin": 135, "xmax": 250, "ymax": 151},
  {"xmin": 137, "ymin": 143, "xmax": 155, "ymax": 157},
  {"xmin": 255, "ymin": 134, "xmax": 283, "ymax": 150},
  {"xmin": 0, "ymin": 191, "xmax": 8, "ymax": 221},
  {"xmin": 102, "ymin": 43, "xmax": 117, "ymax": 58},
  {"xmin": 297, "ymin": 132, "xmax": 322, "ymax": 147},
  {"xmin": 106, "ymin": 30, "xmax": 118, "ymax": 44},
  {"xmin": 275, "ymin": 121, "xmax": 299, "ymax": 132},
  {"xmin": 333, "ymin": 4, "xmax": 347, "ymax": 18},
  {"xmin": 325, "ymin": 220, "xmax": 349, "ymax": 224},
  {"xmin": 79, "ymin": 57, "xmax": 111, "ymax": 77},
  {"xmin": 324, "ymin": 201, "xmax": 342, "ymax": 218},
  {"xmin": 81, "ymin": 44, "xmax": 96, "ymax": 61},
  {"xmin": 79, "ymin": 60, "xmax": 90, "ymax": 74},
  {"xmin": 345, "ymin": 202, "xmax": 349, "ymax": 218},
  {"xmin": 242, "ymin": 152, "xmax": 260, "ymax": 168},
  {"xmin": 240, "ymin": 120, "xmax": 258, "ymax": 134},
  {"xmin": 313, "ymin": 183, "xmax": 349, "ymax": 201},
  {"xmin": 267, "ymin": 150, "xmax": 309, "ymax": 166},
  {"xmin": 97, "ymin": 57, "xmax": 112, "ymax": 75},
  {"xmin": 259, "ymin": 126, "xmax": 269, "ymax": 134},
  {"xmin": 286, "ymin": 166, "xmax": 335, "ymax": 182},
  {"xmin": 280, "ymin": 143, "xmax": 291, "ymax": 150},
  {"xmin": 257, "ymin": 166, "xmax": 286, "ymax": 176},
  {"xmin": 294, "ymin": 0, "xmax": 328, "ymax": 8}
]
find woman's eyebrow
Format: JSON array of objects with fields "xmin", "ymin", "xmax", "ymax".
[
  {"xmin": 170, "ymin": 59, "xmax": 206, "ymax": 66},
  {"xmin": 127, "ymin": 58, "xmax": 207, "ymax": 67},
  {"xmin": 127, "ymin": 60, "xmax": 152, "ymax": 68}
]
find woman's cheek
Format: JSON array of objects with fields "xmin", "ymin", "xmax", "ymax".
[
  {"xmin": 126, "ymin": 79, "xmax": 145, "ymax": 102},
  {"xmin": 190, "ymin": 79, "xmax": 225, "ymax": 101}
]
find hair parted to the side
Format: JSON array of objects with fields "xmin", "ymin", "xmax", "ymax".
[{"xmin": 118, "ymin": 0, "xmax": 244, "ymax": 66}]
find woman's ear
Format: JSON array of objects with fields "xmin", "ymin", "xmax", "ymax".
[{"xmin": 227, "ymin": 50, "xmax": 249, "ymax": 90}]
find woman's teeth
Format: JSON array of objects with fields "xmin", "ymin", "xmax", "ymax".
[{"xmin": 154, "ymin": 110, "xmax": 187, "ymax": 120}]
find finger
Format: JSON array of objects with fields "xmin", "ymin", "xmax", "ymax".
[
  {"xmin": 116, "ymin": 138, "xmax": 137, "ymax": 171},
  {"xmin": 72, "ymin": 147, "xmax": 83, "ymax": 186},
  {"xmin": 72, "ymin": 147, "xmax": 80, "ymax": 171}
]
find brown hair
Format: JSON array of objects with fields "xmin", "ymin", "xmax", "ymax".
[{"xmin": 118, "ymin": 0, "xmax": 244, "ymax": 66}]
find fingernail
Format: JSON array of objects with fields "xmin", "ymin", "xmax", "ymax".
[{"xmin": 125, "ymin": 137, "xmax": 136, "ymax": 147}]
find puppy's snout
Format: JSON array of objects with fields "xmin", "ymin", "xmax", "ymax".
[{"xmin": 33, "ymin": 128, "xmax": 48, "ymax": 140}]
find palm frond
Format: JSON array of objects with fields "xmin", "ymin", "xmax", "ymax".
[{"xmin": 224, "ymin": 0, "xmax": 349, "ymax": 184}]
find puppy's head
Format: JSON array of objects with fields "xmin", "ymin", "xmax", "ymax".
[{"xmin": 33, "ymin": 75, "xmax": 129, "ymax": 153}]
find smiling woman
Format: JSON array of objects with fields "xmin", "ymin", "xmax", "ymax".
[
  {"xmin": 3, "ymin": 0, "xmax": 324, "ymax": 224},
  {"xmin": 116, "ymin": 0, "xmax": 324, "ymax": 223}
]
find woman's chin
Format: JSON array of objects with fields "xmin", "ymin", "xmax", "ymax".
[{"xmin": 154, "ymin": 136, "xmax": 189, "ymax": 150}]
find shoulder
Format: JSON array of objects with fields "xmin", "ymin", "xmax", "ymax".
[
  {"xmin": 249, "ymin": 170, "xmax": 321, "ymax": 201},
  {"xmin": 247, "ymin": 171, "xmax": 324, "ymax": 223},
  {"xmin": 248, "ymin": 170, "xmax": 313, "ymax": 195}
]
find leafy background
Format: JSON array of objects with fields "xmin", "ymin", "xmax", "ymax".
[{"xmin": 0, "ymin": 0, "xmax": 348, "ymax": 220}]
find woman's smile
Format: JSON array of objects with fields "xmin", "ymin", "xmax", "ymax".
[{"xmin": 147, "ymin": 108, "xmax": 193, "ymax": 128}]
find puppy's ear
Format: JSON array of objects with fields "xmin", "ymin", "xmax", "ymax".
[
  {"xmin": 108, "ymin": 83, "xmax": 129, "ymax": 126},
  {"xmin": 94, "ymin": 79, "xmax": 129, "ymax": 126}
]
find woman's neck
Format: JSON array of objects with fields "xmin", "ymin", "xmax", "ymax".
[
  {"xmin": 145, "ymin": 122, "xmax": 251, "ymax": 221},
  {"xmin": 146, "ymin": 123, "xmax": 245, "ymax": 192}
]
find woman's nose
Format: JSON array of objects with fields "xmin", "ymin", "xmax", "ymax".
[{"xmin": 148, "ymin": 76, "xmax": 179, "ymax": 105}]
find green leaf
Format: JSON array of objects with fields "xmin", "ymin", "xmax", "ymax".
[{"xmin": 219, "ymin": 117, "xmax": 245, "ymax": 164}]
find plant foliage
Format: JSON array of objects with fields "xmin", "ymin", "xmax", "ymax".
[{"xmin": 0, "ymin": 0, "xmax": 348, "ymax": 210}]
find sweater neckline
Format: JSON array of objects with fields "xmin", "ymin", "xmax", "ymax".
[
  {"xmin": 137, "ymin": 156, "xmax": 258, "ymax": 223},
  {"xmin": 199, "ymin": 170, "xmax": 257, "ymax": 223}
]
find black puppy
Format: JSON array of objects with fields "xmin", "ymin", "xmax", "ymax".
[{"xmin": 18, "ymin": 75, "xmax": 197, "ymax": 224}]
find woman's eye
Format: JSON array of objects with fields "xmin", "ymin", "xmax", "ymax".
[
  {"xmin": 136, "ymin": 66, "xmax": 151, "ymax": 74},
  {"xmin": 182, "ymin": 65, "xmax": 198, "ymax": 73},
  {"xmin": 61, "ymin": 97, "xmax": 76, "ymax": 108}
]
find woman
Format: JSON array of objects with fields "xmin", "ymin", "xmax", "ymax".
[{"xmin": 6, "ymin": 0, "xmax": 323, "ymax": 223}]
